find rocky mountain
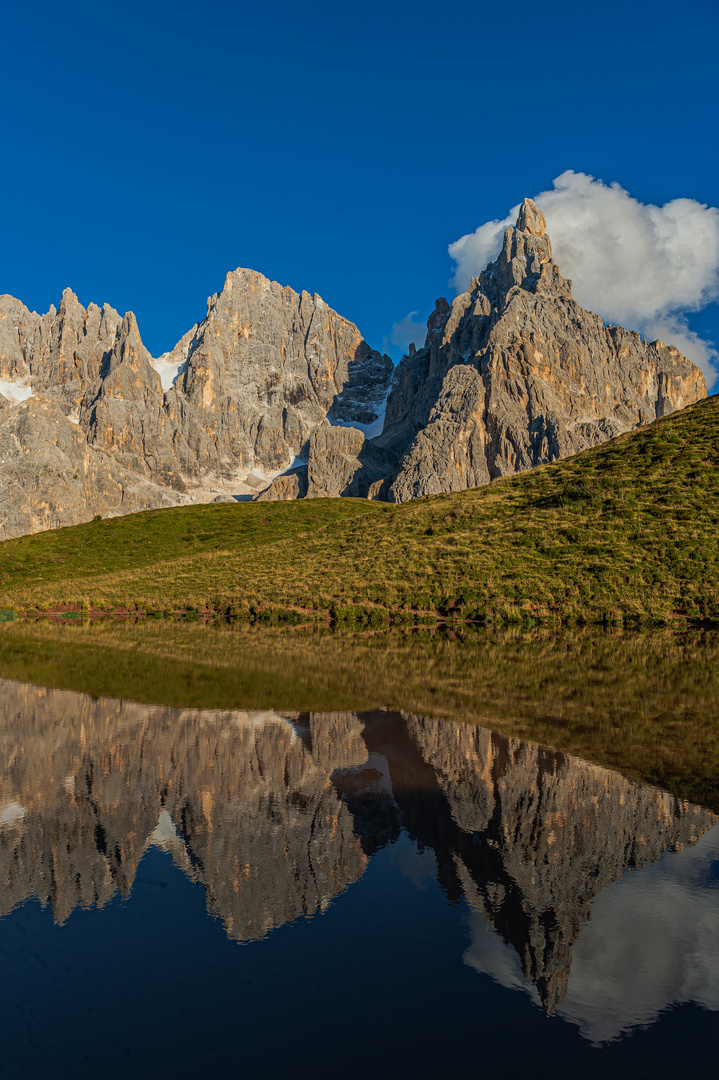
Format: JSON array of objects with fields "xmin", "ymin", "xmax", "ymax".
[
  {"xmin": 0, "ymin": 198, "xmax": 706, "ymax": 536},
  {"xmin": 0, "ymin": 271, "xmax": 392, "ymax": 538},
  {"xmin": 259, "ymin": 198, "xmax": 705, "ymax": 501}
]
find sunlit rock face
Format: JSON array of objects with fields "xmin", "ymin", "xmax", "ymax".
[
  {"xmin": 0, "ymin": 679, "xmax": 716, "ymax": 1027},
  {"xmin": 254, "ymin": 198, "xmax": 707, "ymax": 504},
  {"xmin": 0, "ymin": 273, "xmax": 393, "ymax": 537}
]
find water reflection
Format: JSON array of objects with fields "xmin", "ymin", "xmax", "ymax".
[
  {"xmin": 1, "ymin": 678, "xmax": 717, "ymax": 1044},
  {"xmin": 464, "ymin": 826, "xmax": 719, "ymax": 1042},
  {"xmin": 0, "ymin": 692, "xmax": 368, "ymax": 938}
]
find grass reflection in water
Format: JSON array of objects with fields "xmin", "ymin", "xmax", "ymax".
[{"xmin": 0, "ymin": 620, "xmax": 717, "ymax": 811}]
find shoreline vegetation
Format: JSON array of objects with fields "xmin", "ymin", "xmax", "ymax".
[
  {"xmin": 0, "ymin": 395, "xmax": 716, "ymax": 627},
  {"xmin": 0, "ymin": 620, "xmax": 717, "ymax": 812}
]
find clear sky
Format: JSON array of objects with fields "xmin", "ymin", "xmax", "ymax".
[{"xmin": 2, "ymin": 0, "xmax": 717, "ymax": 384}]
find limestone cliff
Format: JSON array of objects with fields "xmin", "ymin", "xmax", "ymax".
[
  {"xmin": 0, "ymin": 397, "xmax": 186, "ymax": 538},
  {"xmin": 259, "ymin": 198, "xmax": 705, "ymax": 502},
  {"xmin": 0, "ymin": 271, "xmax": 392, "ymax": 538},
  {"xmin": 376, "ymin": 199, "xmax": 705, "ymax": 501},
  {"xmin": 0, "ymin": 201, "xmax": 707, "ymax": 534}
]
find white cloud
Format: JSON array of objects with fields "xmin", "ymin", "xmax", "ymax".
[
  {"xmin": 449, "ymin": 171, "xmax": 719, "ymax": 388},
  {"xmin": 387, "ymin": 310, "xmax": 427, "ymax": 354}
]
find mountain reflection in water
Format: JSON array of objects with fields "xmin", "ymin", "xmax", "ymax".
[{"xmin": 1, "ymin": 678, "xmax": 718, "ymax": 1048}]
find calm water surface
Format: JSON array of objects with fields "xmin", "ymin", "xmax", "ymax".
[{"xmin": 1, "ymin": 634, "xmax": 719, "ymax": 1078}]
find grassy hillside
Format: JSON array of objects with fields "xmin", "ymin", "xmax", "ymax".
[{"xmin": 0, "ymin": 395, "xmax": 717, "ymax": 625}]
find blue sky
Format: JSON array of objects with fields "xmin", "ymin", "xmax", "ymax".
[{"xmin": 2, "ymin": 0, "xmax": 717, "ymax": 384}]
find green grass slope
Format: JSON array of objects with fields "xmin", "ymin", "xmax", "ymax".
[{"xmin": 0, "ymin": 395, "xmax": 717, "ymax": 624}]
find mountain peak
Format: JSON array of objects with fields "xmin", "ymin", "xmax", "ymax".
[{"xmin": 516, "ymin": 198, "xmax": 546, "ymax": 238}]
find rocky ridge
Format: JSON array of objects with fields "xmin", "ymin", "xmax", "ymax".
[
  {"xmin": 0, "ymin": 271, "xmax": 392, "ymax": 538},
  {"xmin": 261, "ymin": 198, "xmax": 703, "ymax": 503}
]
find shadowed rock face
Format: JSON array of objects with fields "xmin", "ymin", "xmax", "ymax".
[
  {"xmin": 0, "ymin": 679, "xmax": 715, "ymax": 1004},
  {"xmin": 0, "ymin": 272, "xmax": 392, "ymax": 537}
]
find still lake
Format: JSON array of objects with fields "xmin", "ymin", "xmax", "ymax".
[{"xmin": 0, "ymin": 623, "xmax": 718, "ymax": 1078}]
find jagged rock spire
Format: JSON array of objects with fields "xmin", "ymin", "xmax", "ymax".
[
  {"xmin": 378, "ymin": 192, "xmax": 705, "ymax": 504},
  {"xmin": 516, "ymin": 197, "xmax": 546, "ymax": 237}
]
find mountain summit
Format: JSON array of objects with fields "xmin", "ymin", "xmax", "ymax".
[{"xmin": 363, "ymin": 198, "xmax": 706, "ymax": 501}]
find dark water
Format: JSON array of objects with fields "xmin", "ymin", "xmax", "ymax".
[{"xmin": 1, "ymin": 674, "xmax": 719, "ymax": 1078}]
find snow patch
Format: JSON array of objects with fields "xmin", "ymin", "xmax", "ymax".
[
  {"xmin": 330, "ymin": 389, "xmax": 389, "ymax": 440},
  {"xmin": 234, "ymin": 710, "xmax": 299, "ymax": 734},
  {"xmin": 152, "ymin": 354, "xmax": 188, "ymax": 391},
  {"xmin": 152, "ymin": 338, "xmax": 192, "ymax": 391},
  {"xmin": 249, "ymin": 450, "xmax": 308, "ymax": 487},
  {"xmin": 278, "ymin": 453, "xmax": 307, "ymax": 476},
  {"xmin": 0, "ymin": 379, "xmax": 34, "ymax": 404},
  {"xmin": 196, "ymin": 450, "xmax": 309, "ymax": 503}
]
